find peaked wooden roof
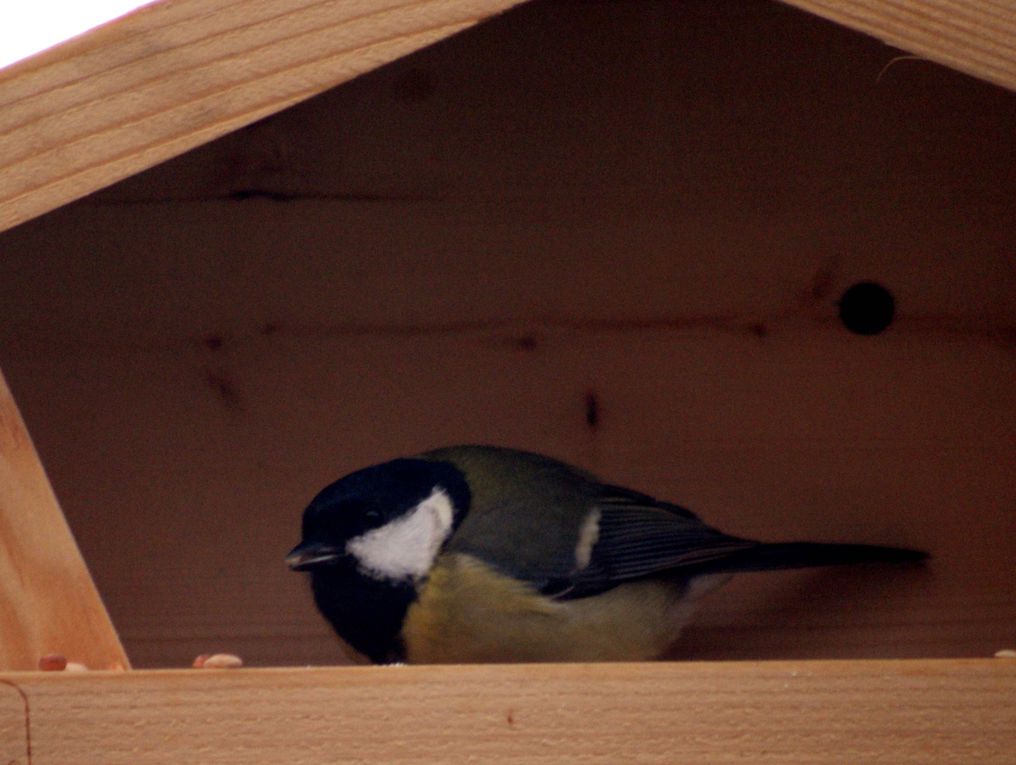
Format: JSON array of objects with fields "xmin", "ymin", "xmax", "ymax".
[
  {"xmin": 0, "ymin": 0, "xmax": 1013, "ymax": 234},
  {"xmin": 785, "ymin": 0, "xmax": 1016, "ymax": 90}
]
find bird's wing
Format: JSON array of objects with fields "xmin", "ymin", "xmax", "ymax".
[
  {"xmin": 552, "ymin": 485, "xmax": 760, "ymax": 599},
  {"xmin": 433, "ymin": 445, "xmax": 761, "ymax": 599}
]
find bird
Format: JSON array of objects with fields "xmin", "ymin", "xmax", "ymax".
[{"xmin": 286, "ymin": 444, "xmax": 926, "ymax": 664}]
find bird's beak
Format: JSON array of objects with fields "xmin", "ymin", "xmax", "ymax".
[{"xmin": 286, "ymin": 541, "xmax": 344, "ymax": 571}]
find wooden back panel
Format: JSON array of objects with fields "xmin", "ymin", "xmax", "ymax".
[{"xmin": 0, "ymin": 1, "xmax": 1012, "ymax": 667}]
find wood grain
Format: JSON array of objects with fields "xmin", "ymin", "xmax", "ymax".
[
  {"xmin": 0, "ymin": 660, "xmax": 1013, "ymax": 764},
  {"xmin": 0, "ymin": 0, "xmax": 1012, "ymax": 238},
  {"xmin": 2, "ymin": 320, "xmax": 1012, "ymax": 667},
  {"xmin": 0, "ymin": 679, "xmax": 28, "ymax": 765},
  {"xmin": 779, "ymin": 0, "xmax": 1016, "ymax": 92},
  {"xmin": 0, "ymin": 369, "xmax": 128, "ymax": 671},
  {"xmin": 0, "ymin": 0, "xmax": 526, "ymax": 234}
]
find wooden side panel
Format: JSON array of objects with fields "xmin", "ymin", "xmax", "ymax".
[
  {"xmin": 1, "ymin": 661, "xmax": 1014, "ymax": 764},
  {"xmin": 0, "ymin": 0, "xmax": 526, "ymax": 233},
  {"xmin": 0, "ymin": 370, "xmax": 128, "ymax": 671},
  {"xmin": 779, "ymin": 0, "xmax": 1016, "ymax": 92}
]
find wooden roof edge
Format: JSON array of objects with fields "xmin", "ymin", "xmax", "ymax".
[
  {"xmin": 0, "ymin": 0, "xmax": 1012, "ymax": 235},
  {"xmin": 778, "ymin": 0, "xmax": 1016, "ymax": 93},
  {"xmin": 0, "ymin": 0, "xmax": 527, "ymax": 234}
]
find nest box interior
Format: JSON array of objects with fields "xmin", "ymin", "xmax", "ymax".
[{"xmin": 0, "ymin": 0, "xmax": 1013, "ymax": 675}]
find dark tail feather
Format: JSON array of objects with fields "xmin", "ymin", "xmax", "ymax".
[{"xmin": 700, "ymin": 541, "xmax": 928, "ymax": 575}]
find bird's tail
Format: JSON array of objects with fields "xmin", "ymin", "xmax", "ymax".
[{"xmin": 699, "ymin": 541, "xmax": 927, "ymax": 574}]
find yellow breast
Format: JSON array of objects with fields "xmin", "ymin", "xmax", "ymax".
[{"xmin": 402, "ymin": 553, "xmax": 702, "ymax": 663}]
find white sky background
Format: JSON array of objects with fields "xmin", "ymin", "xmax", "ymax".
[{"xmin": 1, "ymin": 1, "xmax": 157, "ymax": 69}]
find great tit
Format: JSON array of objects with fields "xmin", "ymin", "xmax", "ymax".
[{"xmin": 287, "ymin": 445, "xmax": 925, "ymax": 664}]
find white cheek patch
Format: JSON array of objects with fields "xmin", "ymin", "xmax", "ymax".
[
  {"xmin": 575, "ymin": 508, "xmax": 600, "ymax": 570},
  {"xmin": 346, "ymin": 488, "xmax": 455, "ymax": 583}
]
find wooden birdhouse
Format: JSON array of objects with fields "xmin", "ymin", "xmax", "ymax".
[{"xmin": 1, "ymin": 0, "xmax": 1014, "ymax": 762}]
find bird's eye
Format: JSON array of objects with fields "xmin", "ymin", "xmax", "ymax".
[{"xmin": 364, "ymin": 509, "xmax": 382, "ymax": 523}]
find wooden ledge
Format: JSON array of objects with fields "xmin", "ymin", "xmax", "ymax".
[{"xmin": 2, "ymin": 659, "xmax": 1014, "ymax": 763}]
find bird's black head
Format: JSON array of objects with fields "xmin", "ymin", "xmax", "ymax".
[
  {"xmin": 287, "ymin": 458, "xmax": 471, "ymax": 576},
  {"xmin": 286, "ymin": 457, "xmax": 470, "ymax": 663}
]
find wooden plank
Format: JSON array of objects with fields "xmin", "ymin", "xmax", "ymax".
[
  {"xmin": 1, "ymin": 327, "xmax": 1012, "ymax": 668},
  {"xmin": 0, "ymin": 679, "xmax": 28, "ymax": 765},
  {"xmin": 5, "ymin": 0, "xmax": 1014, "ymax": 337},
  {"xmin": 0, "ymin": 0, "xmax": 526, "ymax": 234},
  {"xmin": 0, "ymin": 368, "xmax": 128, "ymax": 671},
  {"xmin": 0, "ymin": 0, "xmax": 1011, "ymax": 237},
  {"xmin": 88, "ymin": 0, "xmax": 1016, "ymax": 210},
  {"xmin": 778, "ymin": 0, "xmax": 1016, "ymax": 91},
  {"xmin": 0, "ymin": 660, "xmax": 1013, "ymax": 764}
]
